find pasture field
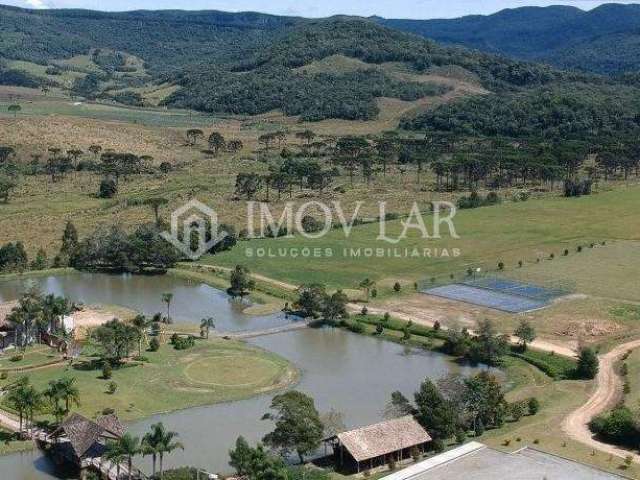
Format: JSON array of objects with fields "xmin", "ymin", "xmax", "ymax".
[
  {"xmin": 504, "ymin": 240, "xmax": 640, "ymax": 303},
  {"xmin": 208, "ymin": 186, "xmax": 640, "ymax": 292},
  {"xmin": 0, "ymin": 339, "xmax": 296, "ymax": 423}
]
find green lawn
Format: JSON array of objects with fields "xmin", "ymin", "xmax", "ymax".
[
  {"xmin": 0, "ymin": 339, "xmax": 296, "ymax": 423},
  {"xmin": 207, "ymin": 186, "xmax": 640, "ymax": 292},
  {"xmin": 0, "ymin": 345, "xmax": 61, "ymax": 371}
]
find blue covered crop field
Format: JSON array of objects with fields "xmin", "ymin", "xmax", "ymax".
[{"xmin": 423, "ymin": 278, "xmax": 569, "ymax": 313}]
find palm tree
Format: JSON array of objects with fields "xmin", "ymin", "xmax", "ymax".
[
  {"xmin": 200, "ymin": 317, "xmax": 215, "ymax": 339},
  {"xmin": 44, "ymin": 380, "xmax": 64, "ymax": 421},
  {"xmin": 103, "ymin": 440, "xmax": 126, "ymax": 480},
  {"xmin": 56, "ymin": 377, "xmax": 80, "ymax": 413},
  {"xmin": 131, "ymin": 315, "xmax": 150, "ymax": 357},
  {"xmin": 117, "ymin": 433, "xmax": 141, "ymax": 480},
  {"xmin": 7, "ymin": 381, "xmax": 39, "ymax": 434},
  {"xmin": 154, "ymin": 423, "xmax": 184, "ymax": 479},
  {"xmin": 161, "ymin": 293, "xmax": 173, "ymax": 323},
  {"xmin": 141, "ymin": 422, "xmax": 163, "ymax": 477}
]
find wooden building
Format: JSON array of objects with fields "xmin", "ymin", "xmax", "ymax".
[
  {"xmin": 324, "ymin": 416, "xmax": 432, "ymax": 473},
  {"xmin": 47, "ymin": 413, "xmax": 125, "ymax": 466}
]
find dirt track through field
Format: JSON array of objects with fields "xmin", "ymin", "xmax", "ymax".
[
  {"xmin": 190, "ymin": 263, "xmax": 577, "ymax": 357},
  {"xmin": 562, "ymin": 339, "xmax": 640, "ymax": 461}
]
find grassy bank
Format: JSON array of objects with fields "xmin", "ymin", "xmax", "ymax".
[
  {"xmin": 0, "ymin": 429, "xmax": 32, "ymax": 456},
  {"xmin": 169, "ymin": 266, "xmax": 294, "ymax": 315},
  {"xmin": 0, "ymin": 339, "xmax": 297, "ymax": 424}
]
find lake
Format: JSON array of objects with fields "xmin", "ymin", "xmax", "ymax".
[{"xmin": 0, "ymin": 273, "xmax": 492, "ymax": 479}]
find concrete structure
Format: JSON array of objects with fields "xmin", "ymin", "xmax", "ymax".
[{"xmin": 382, "ymin": 442, "xmax": 630, "ymax": 480}]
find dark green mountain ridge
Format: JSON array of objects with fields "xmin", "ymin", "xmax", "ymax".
[{"xmin": 377, "ymin": 3, "xmax": 640, "ymax": 75}]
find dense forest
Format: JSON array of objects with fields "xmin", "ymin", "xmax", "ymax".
[
  {"xmin": 402, "ymin": 83, "xmax": 640, "ymax": 140},
  {"xmin": 378, "ymin": 3, "xmax": 640, "ymax": 75},
  {"xmin": 0, "ymin": 6, "xmax": 589, "ymax": 121}
]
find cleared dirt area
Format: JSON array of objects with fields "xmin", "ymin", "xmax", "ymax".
[{"xmin": 562, "ymin": 338, "xmax": 640, "ymax": 461}]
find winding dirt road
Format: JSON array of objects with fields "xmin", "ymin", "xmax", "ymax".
[{"xmin": 562, "ymin": 339, "xmax": 640, "ymax": 460}]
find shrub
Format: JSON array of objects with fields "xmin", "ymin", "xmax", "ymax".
[
  {"xmin": 455, "ymin": 430, "xmax": 466, "ymax": 445},
  {"xmin": 0, "ymin": 372, "xmax": 8, "ymax": 380},
  {"xmin": 383, "ymin": 312, "xmax": 390, "ymax": 323},
  {"xmin": 577, "ymin": 245, "xmax": 583, "ymax": 252},
  {"xmin": 510, "ymin": 401, "xmax": 526, "ymax": 421},
  {"xmin": 9, "ymin": 354, "xmax": 23, "ymax": 362},
  {"xmin": 528, "ymin": 397, "xmax": 540, "ymax": 415},
  {"xmin": 107, "ymin": 381, "xmax": 118, "ymax": 394},
  {"xmin": 393, "ymin": 282, "xmax": 401, "ymax": 293},
  {"xmin": 431, "ymin": 439, "xmax": 445, "ymax": 453},
  {"xmin": 576, "ymin": 347, "xmax": 599, "ymax": 379},
  {"xmin": 498, "ymin": 261, "xmax": 505, "ymax": 270},
  {"xmin": 371, "ymin": 288, "xmax": 377, "ymax": 298},
  {"xmin": 589, "ymin": 407, "xmax": 640, "ymax": 447},
  {"xmin": 149, "ymin": 337, "xmax": 160, "ymax": 352},
  {"xmin": 98, "ymin": 179, "xmax": 117, "ymax": 198},
  {"xmin": 170, "ymin": 334, "xmax": 196, "ymax": 350},
  {"xmin": 361, "ymin": 306, "xmax": 368, "ymax": 315},
  {"xmin": 102, "ymin": 407, "xmax": 115, "ymax": 415},
  {"xmin": 563, "ymin": 249, "xmax": 569, "ymax": 256},
  {"xmin": 433, "ymin": 320, "xmax": 441, "ymax": 331},
  {"xmin": 376, "ymin": 323, "xmax": 384, "ymax": 335},
  {"xmin": 102, "ymin": 361, "xmax": 113, "ymax": 380}
]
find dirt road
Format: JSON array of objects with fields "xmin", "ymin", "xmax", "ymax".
[
  {"xmin": 190, "ymin": 263, "xmax": 577, "ymax": 357},
  {"xmin": 562, "ymin": 339, "xmax": 640, "ymax": 460}
]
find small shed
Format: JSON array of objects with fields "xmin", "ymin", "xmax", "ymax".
[{"xmin": 325, "ymin": 416, "xmax": 432, "ymax": 473}]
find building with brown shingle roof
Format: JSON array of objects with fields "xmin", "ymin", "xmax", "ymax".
[{"xmin": 325, "ymin": 416, "xmax": 432, "ymax": 473}]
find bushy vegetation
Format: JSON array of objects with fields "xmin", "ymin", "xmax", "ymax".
[
  {"xmin": 589, "ymin": 406, "xmax": 640, "ymax": 448},
  {"xmin": 402, "ymin": 83, "xmax": 640, "ymax": 141},
  {"xmin": 167, "ymin": 67, "xmax": 449, "ymax": 121},
  {"xmin": 70, "ymin": 224, "xmax": 180, "ymax": 273},
  {"xmin": 170, "ymin": 334, "xmax": 196, "ymax": 350}
]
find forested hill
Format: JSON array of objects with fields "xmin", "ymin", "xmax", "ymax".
[
  {"xmin": 0, "ymin": 5, "xmax": 299, "ymax": 74},
  {"xmin": 377, "ymin": 3, "xmax": 640, "ymax": 75},
  {"xmin": 0, "ymin": 5, "xmax": 579, "ymax": 121}
]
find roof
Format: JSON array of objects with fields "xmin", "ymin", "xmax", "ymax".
[
  {"xmin": 0, "ymin": 301, "xmax": 18, "ymax": 329},
  {"xmin": 335, "ymin": 416, "xmax": 431, "ymax": 462},
  {"xmin": 96, "ymin": 413, "xmax": 126, "ymax": 438},
  {"xmin": 382, "ymin": 442, "xmax": 630, "ymax": 480},
  {"xmin": 53, "ymin": 413, "xmax": 124, "ymax": 459}
]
